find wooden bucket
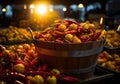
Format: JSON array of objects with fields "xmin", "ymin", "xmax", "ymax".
[{"xmin": 35, "ymin": 40, "xmax": 104, "ymax": 79}]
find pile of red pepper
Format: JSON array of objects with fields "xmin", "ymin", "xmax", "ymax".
[
  {"xmin": 0, "ymin": 64, "xmax": 80, "ymax": 84},
  {"xmin": 34, "ymin": 19, "xmax": 105, "ymax": 43},
  {"xmin": 0, "ymin": 44, "xmax": 80, "ymax": 84}
]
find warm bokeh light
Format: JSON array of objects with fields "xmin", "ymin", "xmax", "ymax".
[
  {"xmin": 62, "ymin": 7, "xmax": 67, "ymax": 11},
  {"xmin": 30, "ymin": 4, "xmax": 35, "ymax": 9},
  {"xmin": 100, "ymin": 17, "xmax": 103, "ymax": 25},
  {"xmin": 2, "ymin": 8, "xmax": 6, "ymax": 12},
  {"xmin": 49, "ymin": 8, "xmax": 54, "ymax": 12},
  {"xmin": 19, "ymin": 1, "xmax": 60, "ymax": 31},
  {"xmin": 36, "ymin": 4, "xmax": 48, "ymax": 15},
  {"xmin": 78, "ymin": 3, "xmax": 84, "ymax": 8},
  {"xmin": 24, "ymin": 4, "xmax": 27, "ymax": 9},
  {"xmin": 117, "ymin": 25, "xmax": 120, "ymax": 32}
]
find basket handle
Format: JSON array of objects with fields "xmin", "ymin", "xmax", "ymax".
[{"xmin": 27, "ymin": 27, "xmax": 36, "ymax": 44}]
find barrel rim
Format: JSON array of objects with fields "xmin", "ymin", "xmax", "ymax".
[
  {"xmin": 35, "ymin": 39, "xmax": 105, "ymax": 45},
  {"xmin": 35, "ymin": 39, "xmax": 104, "ymax": 50}
]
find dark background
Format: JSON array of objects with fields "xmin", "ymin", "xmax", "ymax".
[{"xmin": 0, "ymin": 0, "xmax": 120, "ymax": 28}]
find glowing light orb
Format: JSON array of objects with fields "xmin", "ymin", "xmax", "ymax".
[{"xmin": 36, "ymin": 4, "xmax": 48, "ymax": 15}]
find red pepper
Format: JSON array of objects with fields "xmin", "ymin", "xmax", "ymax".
[
  {"xmin": 28, "ymin": 61, "xmax": 37, "ymax": 70},
  {"xmin": 27, "ymin": 71, "xmax": 51, "ymax": 76},
  {"xmin": 88, "ymin": 29, "xmax": 94, "ymax": 37},
  {"xmin": 37, "ymin": 65, "xmax": 42, "ymax": 71},
  {"xmin": 85, "ymin": 38, "xmax": 92, "ymax": 42},
  {"xmin": 39, "ymin": 34, "xmax": 52, "ymax": 42},
  {"xmin": 77, "ymin": 26, "xmax": 83, "ymax": 34},
  {"xmin": 42, "ymin": 27, "xmax": 51, "ymax": 34},
  {"xmin": 7, "ymin": 72, "xmax": 30, "ymax": 84},
  {"xmin": 60, "ymin": 75, "xmax": 80, "ymax": 83},
  {"xmin": 92, "ymin": 32, "xmax": 101, "ymax": 41},
  {"xmin": 79, "ymin": 35, "xmax": 89, "ymax": 42},
  {"xmin": 54, "ymin": 23, "xmax": 61, "ymax": 28},
  {"xmin": 55, "ymin": 39, "xmax": 65, "ymax": 43},
  {"xmin": 98, "ymin": 53, "xmax": 106, "ymax": 59},
  {"xmin": 52, "ymin": 31, "xmax": 65, "ymax": 38},
  {"xmin": 65, "ymin": 30, "xmax": 77, "ymax": 34},
  {"xmin": 41, "ymin": 64, "xmax": 47, "ymax": 71},
  {"xmin": 65, "ymin": 19, "xmax": 80, "ymax": 25},
  {"xmin": 79, "ymin": 37, "xmax": 86, "ymax": 42},
  {"xmin": 64, "ymin": 39, "xmax": 72, "ymax": 43}
]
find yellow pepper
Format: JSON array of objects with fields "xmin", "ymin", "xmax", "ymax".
[{"xmin": 47, "ymin": 76, "xmax": 57, "ymax": 84}]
